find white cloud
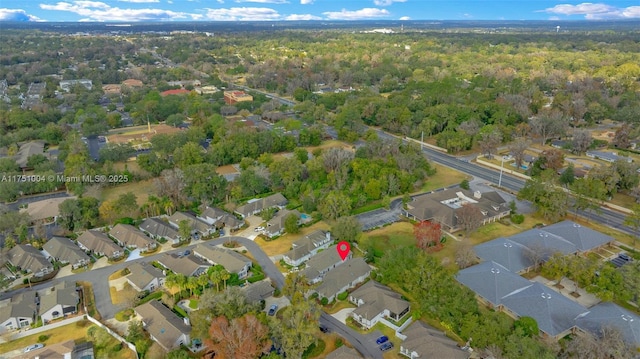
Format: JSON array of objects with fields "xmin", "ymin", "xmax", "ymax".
[
  {"xmin": 234, "ymin": 0, "xmax": 288, "ymax": 3},
  {"xmin": 118, "ymin": 0, "xmax": 160, "ymax": 3},
  {"xmin": 323, "ymin": 7, "xmax": 390, "ymax": 20},
  {"xmin": 204, "ymin": 7, "xmax": 281, "ymax": 20},
  {"xmin": 373, "ymin": 0, "xmax": 406, "ymax": 6},
  {"xmin": 39, "ymin": 1, "xmax": 197, "ymax": 21},
  {"xmin": 0, "ymin": 8, "xmax": 42, "ymax": 21},
  {"xmin": 285, "ymin": 13, "xmax": 321, "ymax": 20},
  {"xmin": 300, "ymin": 0, "xmax": 313, "ymax": 4},
  {"xmin": 548, "ymin": 16, "xmax": 561, "ymax": 20},
  {"xmin": 542, "ymin": 2, "xmax": 640, "ymax": 19},
  {"xmin": 399, "ymin": 15, "xmax": 410, "ymax": 20}
]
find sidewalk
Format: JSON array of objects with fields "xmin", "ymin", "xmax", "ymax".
[{"xmin": 6, "ymin": 315, "xmax": 85, "ymax": 341}]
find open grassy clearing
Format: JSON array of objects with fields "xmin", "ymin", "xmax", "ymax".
[
  {"xmin": 420, "ymin": 164, "xmax": 470, "ymax": 192},
  {"xmin": 109, "ymin": 282, "xmax": 137, "ymax": 305},
  {"xmin": 100, "ymin": 179, "xmax": 155, "ymax": 205}
]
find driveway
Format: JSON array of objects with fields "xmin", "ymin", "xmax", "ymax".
[{"xmin": 331, "ymin": 308, "xmax": 355, "ymax": 324}]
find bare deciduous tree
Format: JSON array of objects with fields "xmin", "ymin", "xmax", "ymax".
[
  {"xmin": 206, "ymin": 314, "xmax": 271, "ymax": 359},
  {"xmin": 478, "ymin": 129, "xmax": 503, "ymax": 160},
  {"xmin": 560, "ymin": 326, "xmax": 635, "ymax": 359},
  {"xmin": 508, "ymin": 138, "xmax": 530, "ymax": 169},
  {"xmin": 571, "ymin": 129, "xmax": 592, "ymax": 155},
  {"xmin": 524, "ymin": 244, "xmax": 552, "ymax": 272},
  {"xmin": 457, "ymin": 204, "xmax": 484, "ymax": 239},
  {"xmin": 321, "ymin": 147, "xmax": 354, "ymax": 173},
  {"xmin": 455, "ymin": 240, "xmax": 477, "ymax": 269},
  {"xmin": 153, "ymin": 168, "xmax": 186, "ymax": 213}
]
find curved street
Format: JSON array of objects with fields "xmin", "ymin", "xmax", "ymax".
[{"xmin": 0, "ymin": 236, "xmax": 382, "ymax": 358}]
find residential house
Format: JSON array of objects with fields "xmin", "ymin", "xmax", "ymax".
[
  {"xmin": 456, "ymin": 261, "xmax": 533, "ymax": 308},
  {"xmin": 241, "ymin": 281, "xmax": 275, "ymax": 304},
  {"xmin": 301, "ymin": 244, "xmax": 349, "ymax": 284},
  {"xmin": 197, "ymin": 206, "xmax": 243, "ymax": 231},
  {"xmin": 586, "ymin": 150, "xmax": 632, "ymax": 163},
  {"xmin": 283, "ymin": 230, "xmax": 333, "ymax": 267},
  {"xmin": 14, "ymin": 140, "xmax": 45, "ymax": 169},
  {"xmin": 20, "ymin": 196, "xmax": 75, "ymax": 225},
  {"xmin": 77, "ymin": 230, "xmax": 123, "ymax": 260},
  {"xmin": 500, "ymin": 282, "xmax": 587, "ymax": 339},
  {"xmin": 168, "ymin": 211, "xmax": 215, "ymax": 238},
  {"xmin": 140, "ymin": 218, "xmax": 181, "ymax": 244},
  {"xmin": 122, "ymin": 79, "xmax": 143, "ymax": 88},
  {"xmin": 161, "ymin": 89, "xmax": 191, "ymax": 97},
  {"xmin": 38, "ymin": 282, "xmax": 79, "ymax": 323},
  {"xmin": 399, "ymin": 321, "xmax": 469, "ymax": 359},
  {"xmin": 234, "ymin": 193, "xmax": 288, "ymax": 219},
  {"xmin": 102, "ymin": 84, "xmax": 122, "ymax": 95},
  {"xmin": 7, "ymin": 245, "xmax": 53, "ymax": 277},
  {"xmin": 42, "ymin": 236, "xmax": 91, "ymax": 270},
  {"xmin": 575, "ymin": 302, "xmax": 640, "ymax": 347},
  {"xmin": 402, "ymin": 188, "xmax": 509, "ymax": 232},
  {"xmin": 349, "ymin": 281, "xmax": 410, "ymax": 330},
  {"xmin": 315, "ymin": 257, "xmax": 371, "ymax": 302},
  {"xmin": 109, "ymin": 224, "xmax": 157, "ymax": 252},
  {"xmin": 193, "ymin": 245, "xmax": 252, "ymax": 279},
  {"xmin": 157, "ymin": 253, "xmax": 209, "ymax": 277},
  {"xmin": 134, "ymin": 300, "xmax": 191, "ymax": 352},
  {"xmin": 167, "ymin": 80, "xmax": 201, "ymax": 88},
  {"xmin": 59, "ymin": 79, "xmax": 93, "ymax": 92},
  {"xmin": 0, "ymin": 291, "xmax": 36, "ymax": 331},
  {"xmin": 264, "ymin": 209, "xmax": 301, "ymax": 238},
  {"xmin": 326, "ymin": 346, "xmax": 362, "ymax": 359},
  {"xmin": 126, "ymin": 262, "xmax": 166, "ymax": 292},
  {"xmin": 223, "ymin": 90, "xmax": 253, "ymax": 104},
  {"xmin": 24, "ymin": 340, "xmax": 94, "ymax": 359}
]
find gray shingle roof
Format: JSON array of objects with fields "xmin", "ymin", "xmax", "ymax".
[
  {"xmin": 456, "ymin": 261, "xmax": 533, "ymax": 306},
  {"xmin": 77, "ymin": 230, "xmax": 122, "ymax": 258},
  {"xmin": 0, "ymin": 291, "xmax": 36, "ymax": 324},
  {"xmin": 235, "ymin": 193, "xmax": 287, "ymax": 217},
  {"xmin": 542, "ymin": 220, "xmax": 614, "ymax": 252},
  {"xmin": 316, "ymin": 257, "xmax": 371, "ymax": 300},
  {"xmin": 500, "ymin": 282, "xmax": 588, "ymax": 337},
  {"xmin": 241, "ymin": 281, "xmax": 274, "ymax": 303},
  {"xmin": 134, "ymin": 300, "xmax": 191, "ymax": 352},
  {"xmin": 300, "ymin": 244, "xmax": 345, "ymax": 281},
  {"xmin": 157, "ymin": 253, "xmax": 209, "ymax": 277},
  {"xmin": 109, "ymin": 224, "xmax": 155, "ymax": 249},
  {"xmin": 474, "ymin": 238, "xmax": 534, "ymax": 273},
  {"xmin": 38, "ymin": 282, "xmax": 79, "ymax": 314},
  {"xmin": 42, "ymin": 236, "xmax": 90, "ymax": 265},
  {"xmin": 509, "ymin": 230, "xmax": 577, "ymax": 255},
  {"xmin": 139, "ymin": 218, "xmax": 179, "ymax": 240},
  {"xmin": 350, "ymin": 280, "xmax": 409, "ymax": 321},
  {"xmin": 168, "ymin": 212, "xmax": 211, "ymax": 234},
  {"xmin": 401, "ymin": 321, "xmax": 468, "ymax": 359},
  {"xmin": 127, "ymin": 262, "xmax": 165, "ymax": 291},
  {"xmin": 325, "ymin": 346, "xmax": 362, "ymax": 359},
  {"xmin": 284, "ymin": 230, "xmax": 331, "ymax": 262},
  {"xmin": 193, "ymin": 245, "xmax": 251, "ymax": 274},
  {"xmin": 575, "ymin": 302, "xmax": 640, "ymax": 346},
  {"xmin": 7, "ymin": 245, "xmax": 52, "ymax": 275}
]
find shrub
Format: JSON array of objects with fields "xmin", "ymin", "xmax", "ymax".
[
  {"xmin": 337, "ymin": 291, "xmax": 348, "ymax": 301},
  {"xmin": 460, "ymin": 179, "xmax": 470, "ymax": 190},
  {"xmin": 38, "ymin": 334, "xmax": 49, "ymax": 342},
  {"xmin": 511, "ymin": 214, "xmax": 525, "ymax": 224},
  {"xmin": 321, "ymin": 297, "xmax": 329, "ymax": 305}
]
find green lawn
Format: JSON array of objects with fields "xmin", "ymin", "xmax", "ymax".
[
  {"xmin": 421, "ymin": 164, "xmax": 470, "ymax": 193},
  {"xmin": 361, "ymin": 222, "xmax": 416, "ymax": 254}
]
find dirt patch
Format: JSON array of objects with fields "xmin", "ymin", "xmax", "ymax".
[
  {"xmin": 570, "ymin": 292, "xmax": 581, "ymax": 298},
  {"xmin": 107, "ymin": 124, "xmax": 182, "ymax": 145},
  {"xmin": 216, "ymin": 165, "xmax": 239, "ymax": 175}
]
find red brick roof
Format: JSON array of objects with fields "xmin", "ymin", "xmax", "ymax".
[{"xmin": 161, "ymin": 89, "xmax": 191, "ymax": 96}]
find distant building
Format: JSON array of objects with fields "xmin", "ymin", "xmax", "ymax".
[
  {"xmin": 223, "ymin": 90, "xmax": 253, "ymax": 105},
  {"xmin": 102, "ymin": 84, "xmax": 122, "ymax": 95},
  {"xmin": 198, "ymin": 206, "xmax": 243, "ymax": 231},
  {"xmin": 20, "ymin": 196, "xmax": 75, "ymax": 225},
  {"xmin": 167, "ymin": 80, "xmax": 201, "ymax": 88},
  {"xmin": 122, "ymin": 79, "xmax": 144, "ymax": 88},
  {"xmin": 586, "ymin": 150, "xmax": 632, "ymax": 163},
  {"xmin": 234, "ymin": 193, "xmax": 287, "ymax": 219},
  {"xmin": 160, "ymin": 89, "xmax": 191, "ymax": 97},
  {"xmin": 14, "ymin": 140, "xmax": 45, "ymax": 170},
  {"xmin": 168, "ymin": 211, "xmax": 215, "ymax": 238},
  {"xmin": 59, "ymin": 79, "xmax": 93, "ymax": 92}
]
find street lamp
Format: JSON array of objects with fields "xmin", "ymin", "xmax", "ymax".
[{"xmin": 498, "ymin": 156, "xmax": 506, "ymax": 188}]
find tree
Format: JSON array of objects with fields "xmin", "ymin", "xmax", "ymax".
[
  {"xmin": 205, "ymin": 314, "xmax": 271, "ymax": 359},
  {"xmin": 457, "ymin": 204, "xmax": 484, "ymax": 239},
  {"xmin": 571, "ymin": 129, "xmax": 592, "ymax": 155},
  {"xmin": 524, "ymin": 244, "xmax": 551, "ymax": 272},
  {"xmin": 455, "ymin": 240, "xmax": 477, "ymax": 269},
  {"xmin": 153, "ymin": 168, "xmax": 186, "ymax": 213},
  {"xmin": 178, "ymin": 220, "xmax": 191, "ymax": 243},
  {"xmin": 539, "ymin": 148, "xmax": 565, "ymax": 172},
  {"xmin": 478, "ymin": 126, "xmax": 502, "ymax": 159},
  {"xmin": 570, "ymin": 178, "xmax": 607, "ymax": 217},
  {"xmin": 514, "ymin": 317, "xmax": 539, "ymax": 338},
  {"xmin": 331, "ymin": 216, "xmax": 362, "ymax": 242},
  {"xmin": 414, "ymin": 220, "xmax": 443, "ymax": 253},
  {"xmin": 560, "ymin": 326, "xmax": 635, "ymax": 359},
  {"xmin": 529, "ymin": 110, "xmax": 567, "ymax": 145},
  {"xmin": 559, "ymin": 163, "xmax": 575, "ymax": 187},
  {"xmin": 318, "ymin": 191, "xmax": 351, "ymax": 220},
  {"xmin": 284, "ymin": 213, "xmax": 300, "ymax": 234},
  {"xmin": 612, "ymin": 123, "xmax": 631, "ymax": 149},
  {"xmin": 114, "ymin": 192, "xmax": 138, "ymax": 218}
]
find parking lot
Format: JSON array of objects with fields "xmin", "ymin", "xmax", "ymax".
[{"xmin": 356, "ymin": 199, "xmax": 403, "ymax": 231}]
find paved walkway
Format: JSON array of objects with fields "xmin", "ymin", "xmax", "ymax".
[
  {"xmin": 532, "ymin": 276, "xmax": 600, "ymax": 308},
  {"xmin": 4, "ymin": 315, "xmax": 86, "ymax": 341},
  {"xmin": 331, "ymin": 308, "xmax": 355, "ymax": 324}
]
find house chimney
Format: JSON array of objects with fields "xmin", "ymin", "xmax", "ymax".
[{"xmin": 474, "ymin": 191, "xmax": 481, "ymax": 199}]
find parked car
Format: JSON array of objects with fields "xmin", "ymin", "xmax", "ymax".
[
  {"xmin": 24, "ymin": 344, "xmax": 44, "ymax": 353},
  {"xmin": 375, "ymin": 335, "xmax": 389, "ymax": 345},
  {"xmin": 268, "ymin": 304, "xmax": 278, "ymax": 316},
  {"xmin": 319, "ymin": 325, "xmax": 330, "ymax": 333},
  {"xmin": 379, "ymin": 342, "xmax": 394, "ymax": 351}
]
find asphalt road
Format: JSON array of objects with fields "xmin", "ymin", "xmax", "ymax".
[
  {"xmin": 0, "ymin": 236, "xmax": 380, "ymax": 358},
  {"xmin": 374, "ymin": 129, "xmax": 639, "ymax": 237}
]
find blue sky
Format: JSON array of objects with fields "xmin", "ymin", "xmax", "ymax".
[{"xmin": 1, "ymin": 1, "xmax": 639, "ymax": 22}]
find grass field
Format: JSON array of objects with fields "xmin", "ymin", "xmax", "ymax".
[
  {"xmin": 109, "ymin": 282, "xmax": 137, "ymax": 305},
  {"xmin": 100, "ymin": 179, "xmax": 155, "ymax": 205},
  {"xmin": 421, "ymin": 164, "xmax": 470, "ymax": 193}
]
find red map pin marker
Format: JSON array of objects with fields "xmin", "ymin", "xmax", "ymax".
[{"xmin": 337, "ymin": 241, "xmax": 350, "ymax": 261}]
